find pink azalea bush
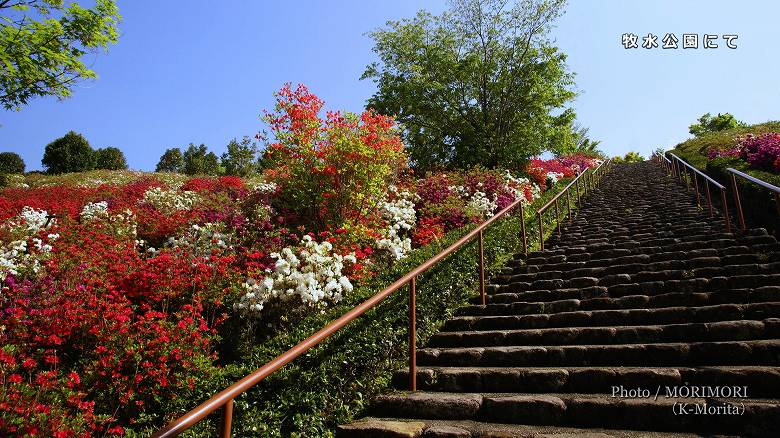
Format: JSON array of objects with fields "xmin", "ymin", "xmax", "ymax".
[{"xmin": 708, "ymin": 133, "xmax": 780, "ymax": 173}]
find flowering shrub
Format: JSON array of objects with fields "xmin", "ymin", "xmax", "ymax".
[
  {"xmin": 0, "ymin": 83, "xmax": 596, "ymax": 435},
  {"xmin": 707, "ymin": 132, "xmax": 780, "ymax": 173},
  {"xmin": 234, "ymin": 235, "xmax": 355, "ymax": 315},
  {"xmin": 261, "ymin": 84, "xmax": 408, "ymax": 231}
]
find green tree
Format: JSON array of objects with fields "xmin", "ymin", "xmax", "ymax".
[
  {"xmin": 41, "ymin": 131, "xmax": 94, "ymax": 174},
  {"xmin": 613, "ymin": 151, "xmax": 643, "ymax": 163},
  {"xmin": 362, "ymin": 0, "xmax": 574, "ymax": 170},
  {"xmin": 689, "ymin": 112, "xmax": 746, "ymax": 137},
  {"xmin": 0, "ymin": 151, "xmax": 25, "ymax": 173},
  {"xmin": 155, "ymin": 147, "xmax": 184, "ymax": 173},
  {"xmin": 221, "ymin": 136, "xmax": 258, "ymax": 177},
  {"xmin": 569, "ymin": 123, "xmax": 603, "ymax": 157},
  {"xmin": 0, "ymin": 0, "xmax": 121, "ymax": 110},
  {"xmin": 182, "ymin": 143, "xmax": 219, "ymax": 175},
  {"xmin": 94, "ymin": 146, "xmax": 127, "ymax": 170}
]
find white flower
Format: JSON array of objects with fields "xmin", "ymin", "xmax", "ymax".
[
  {"xmin": 235, "ymin": 237, "xmax": 356, "ymax": 317},
  {"xmin": 141, "ymin": 187, "xmax": 198, "ymax": 213},
  {"xmin": 80, "ymin": 201, "xmax": 109, "ymax": 222}
]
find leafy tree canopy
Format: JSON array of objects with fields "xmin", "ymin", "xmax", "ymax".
[
  {"xmin": 42, "ymin": 130, "xmax": 94, "ymax": 174},
  {"xmin": 362, "ymin": 0, "xmax": 575, "ymax": 171},
  {"xmin": 0, "ymin": 0, "xmax": 121, "ymax": 110},
  {"xmin": 221, "ymin": 136, "xmax": 258, "ymax": 177},
  {"xmin": 182, "ymin": 143, "xmax": 219, "ymax": 176},
  {"xmin": 0, "ymin": 151, "xmax": 25, "ymax": 173},
  {"xmin": 689, "ymin": 112, "xmax": 746, "ymax": 137},
  {"xmin": 94, "ymin": 146, "xmax": 127, "ymax": 170},
  {"xmin": 156, "ymin": 147, "xmax": 184, "ymax": 173},
  {"xmin": 565, "ymin": 122, "xmax": 604, "ymax": 158},
  {"xmin": 613, "ymin": 151, "xmax": 643, "ymax": 163}
]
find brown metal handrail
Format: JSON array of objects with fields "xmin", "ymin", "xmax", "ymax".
[
  {"xmin": 726, "ymin": 167, "xmax": 780, "ymax": 231},
  {"xmin": 660, "ymin": 152, "xmax": 731, "ymax": 232},
  {"xmin": 535, "ymin": 159, "xmax": 611, "ymax": 251},
  {"xmin": 153, "ymin": 162, "xmax": 613, "ymax": 437}
]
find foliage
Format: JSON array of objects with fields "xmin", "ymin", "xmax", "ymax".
[
  {"xmin": 222, "ymin": 137, "xmax": 258, "ymax": 177},
  {"xmin": 362, "ymin": 0, "xmax": 575, "ymax": 170},
  {"xmin": 0, "ymin": 0, "xmax": 121, "ymax": 110},
  {"xmin": 568, "ymin": 123, "xmax": 604, "ymax": 157},
  {"xmin": 688, "ymin": 112, "xmax": 746, "ymax": 137},
  {"xmin": 42, "ymin": 131, "xmax": 95, "ymax": 174},
  {"xmin": 156, "ymin": 148, "xmax": 185, "ymax": 173},
  {"xmin": 94, "ymin": 147, "xmax": 128, "ymax": 170},
  {"xmin": 174, "ymin": 174, "xmax": 580, "ymax": 438},
  {"xmin": 261, "ymin": 83, "xmax": 408, "ymax": 231},
  {"xmin": 670, "ymin": 120, "xmax": 780, "ymax": 236},
  {"xmin": 0, "ymin": 152, "xmax": 25, "ymax": 174},
  {"xmin": 182, "ymin": 143, "xmax": 220, "ymax": 176},
  {"xmin": 612, "ymin": 151, "xmax": 643, "ymax": 163}
]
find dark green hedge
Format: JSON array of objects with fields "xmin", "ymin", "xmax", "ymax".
[{"xmin": 135, "ymin": 177, "xmax": 592, "ymax": 438}]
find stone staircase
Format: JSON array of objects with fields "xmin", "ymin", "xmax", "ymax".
[{"xmin": 338, "ymin": 161, "xmax": 780, "ymax": 437}]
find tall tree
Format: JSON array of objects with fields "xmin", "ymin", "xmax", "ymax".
[
  {"xmin": 221, "ymin": 136, "xmax": 258, "ymax": 177},
  {"xmin": 156, "ymin": 147, "xmax": 184, "ymax": 173},
  {"xmin": 0, "ymin": 0, "xmax": 121, "ymax": 110},
  {"xmin": 94, "ymin": 146, "xmax": 127, "ymax": 170},
  {"xmin": 362, "ymin": 0, "xmax": 574, "ymax": 170},
  {"xmin": 570, "ymin": 123, "xmax": 603, "ymax": 157},
  {"xmin": 0, "ymin": 151, "xmax": 25, "ymax": 173},
  {"xmin": 689, "ymin": 112, "xmax": 746, "ymax": 137},
  {"xmin": 182, "ymin": 143, "xmax": 219, "ymax": 176},
  {"xmin": 42, "ymin": 131, "xmax": 94, "ymax": 174}
]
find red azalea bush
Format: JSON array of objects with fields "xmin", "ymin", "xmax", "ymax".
[{"xmin": 0, "ymin": 82, "xmax": 598, "ymax": 436}]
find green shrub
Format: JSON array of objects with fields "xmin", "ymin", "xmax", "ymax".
[
  {"xmin": 94, "ymin": 146, "xmax": 128, "ymax": 170},
  {"xmin": 42, "ymin": 131, "xmax": 95, "ymax": 174},
  {"xmin": 0, "ymin": 152, "xmax": 25, "ymax": 173}
]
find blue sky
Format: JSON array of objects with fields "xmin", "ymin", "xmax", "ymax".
[{"xmin": 2, "ymin": 0, "xmax": 779, "ymax": 171}]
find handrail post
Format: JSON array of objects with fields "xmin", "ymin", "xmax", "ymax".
[
  {"xmin": 705, "ymin": 181, "xmax": 713, "ymax": 217},
  {"xmin": 693, "ymin": 172, "xmax": 701, "ymax": 207},
  {"xmin": 519, "ymin": 202, "xmax": 527, "ymax": 254},
  {"xmin": 554, "ymin": 198, "xmax": 561, "ymax": 235},
  {"xmin": 221, "ymin": 399, "xmax": 234, "ymax": 438},
  {"xmin": 537, "ymin": 212, "xmax": 544, "ymax": 251},
  {"xmin": 565, "ymin": 188, "xmax": 572, "ymax": 222},
  {"xmin": 478, "ymin": 230, "xmax": 486, "ymax": 306},
  {"xmin": 409, "ymin": 277, "xmax": 416, "ymax": 391},
  {"xmin": 730, "ymin": 173, "xmax": 746, "ymax": 230},
  {"xmin": 721, "ymin": 187, "xmax": 732, "ymax": 233},
  {"xmin": 575, "ymin": 176, "xmax": 580, "ymax": 203}
]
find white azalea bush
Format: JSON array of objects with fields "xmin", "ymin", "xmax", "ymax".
[
  {"xmin": 80, "ymin": 201, "xmax": 138, "ymax": 239},
  {"xmin": 141, "ymin": 187, "xmax": 199, "ymax": 213},
  {"xmin": 376, "ymin": 186, "xmax": 417, "ymax": 260},
  {"xmin": 0, "ymin": 207, "xmax": 59, "ymax": 282},
  {"xmin": 163, "ymin": 222, "xmax": 232, "ymax": 258},
  {"xmin": 234, "ymin": 235, "xmax": 356, "ymax": 316}
]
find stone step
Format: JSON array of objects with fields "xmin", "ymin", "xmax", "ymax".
[
  {"xmin": 366, "ymin": 392, "xmax": 780, "ymax": 435},
  {"xmin": 428, "ymin": 319, "xmax": 780, "ymax": 348},
  {"xmin": 337, "ymin": 417, "xmax": 702, "ymax": 438},
  {"xmin": 446, "ymin": 302, "xmax": 780, "ymax": 331},
  {"xmin": 456, "ymin": 287, "xmax": 780, "ymax": 317},
  {"xmin": 416, "ymin": 339, "xmax": 780, "ymax": 367},
  {"xmin": 392, "ymin": 366, "xmax": 780, "ymax": 398},
  {"xmin": 504, "ymin": 248, "xmax": 770, "ymax": 276},
  {"xmin": 486, "ymin": 273, "xmax": 780, "ymax": 304}
]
